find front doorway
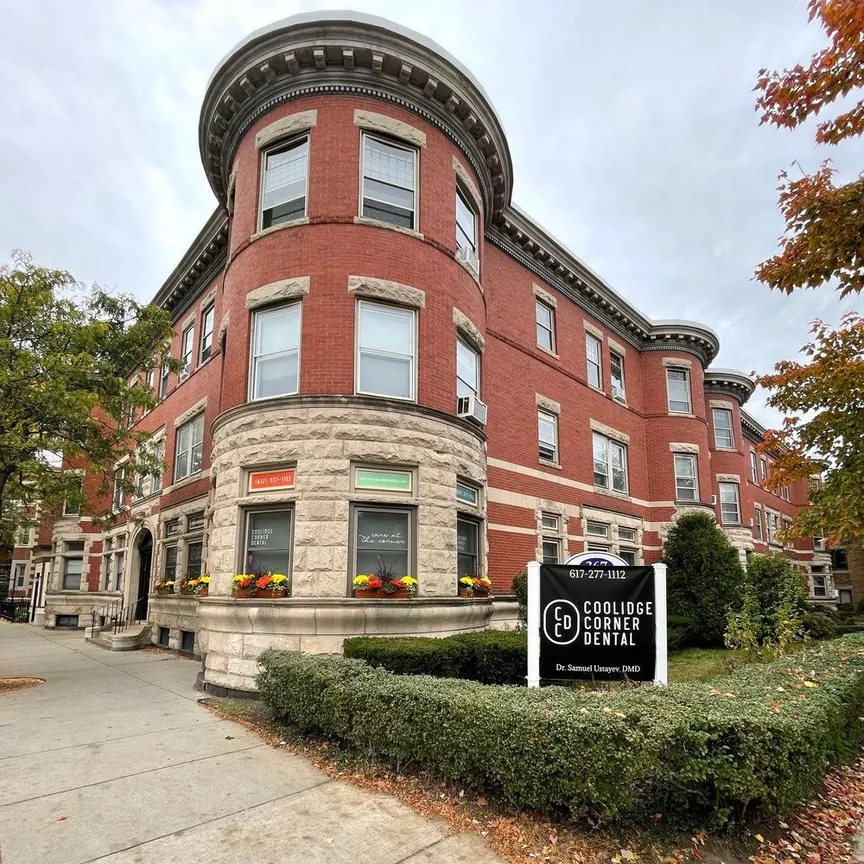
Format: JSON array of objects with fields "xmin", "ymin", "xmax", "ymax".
[{"xmin": 135, "ymin": 530, "xmax": 153, "ymax": 622}]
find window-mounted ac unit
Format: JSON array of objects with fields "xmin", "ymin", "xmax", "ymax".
[
  {"xmin": 711, "ymin": 494, "xmax": 717, "ymax": 506},
  {"xmin": 456, "ymin": 245, "xmax": 480, "ymax": 274},
  {"xmin": 457, "ymin": 395, "xmax": 487, "ymax": 425}
]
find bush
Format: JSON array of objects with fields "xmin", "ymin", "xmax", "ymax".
[
  {"xmin": 802, "ymin": 611, "xmax": 837, "ymax": 640},
  {"xmin": 512, "ymin": 571, "xmax": 527, "ymax": 624},
  {"xmin": 666, "ymin": 614, "xmax": 695, "ymax": 653},
  {"xmin": 746, "ymin": 553, "xmax": 806, "ymax": 641},
  {"xmin": 344, "ymin": 631, "xmax": 527, "ymax": 685},
  {"xmin": 259, "ymin": 635, "xmax": 864, "ymax": 825},
  {"xmin": 663, "ymin": 512, "xmax": 744, "ymax": 647}
]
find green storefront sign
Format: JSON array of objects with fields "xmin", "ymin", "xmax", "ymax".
[
  {"xmin": 355, "ymin": 468, "xmax": 413, "ymax": 492},
  {"xmin": 456, "ymin": 483, "xmax": 478, "ymax": 506}
]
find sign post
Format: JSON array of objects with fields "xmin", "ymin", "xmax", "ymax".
[{"xmin": 526, "ymin": 553, "xmax": 668, "ymax": 686}]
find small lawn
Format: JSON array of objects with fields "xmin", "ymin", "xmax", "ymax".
[{"xmin": 668, "ymin": 642, "xmax": 808, "ymax": 682}]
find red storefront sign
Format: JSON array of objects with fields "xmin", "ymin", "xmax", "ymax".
[{"xmin": 248, "ymin": 469, "xmax": 296, "ymax": 492}]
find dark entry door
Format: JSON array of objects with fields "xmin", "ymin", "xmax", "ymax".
[{"xmin": 136, "ymin": 532, "xmax": 153, "ymax": 621}]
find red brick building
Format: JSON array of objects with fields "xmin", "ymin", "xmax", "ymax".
[{"xmin": 44, "ymin": 12, "xmax": 830, "ymax": 690}]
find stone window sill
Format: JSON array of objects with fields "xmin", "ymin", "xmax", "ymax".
[
  {"xmin": 539, "ymin": 458, "xmax": 562, "ymax": 471},
  {"xmin": 354, "ymin": 216, "xmax": 424, "ymax": 241},
  {"xmin": 251, "ymin": 218, "xmax": 310, "ymax": 243},
  {"xmin": 593, "ymin": 486, "xmax": 630, "ymax": 502},
  {"xmin": 536, "ymin": 344, "xmax": 559, "ymax": 361},
  {"xmin": 669, "ymin": 411, "xmax": 695, "ymax": 419},
  {"xmin": 588, "ymin": 383, "xmax": 605, "ymax": 396}
]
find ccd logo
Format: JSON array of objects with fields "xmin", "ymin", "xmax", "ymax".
[{"xmin": 542, "ymin": 600, "xmax": 580, "ymax": 645}]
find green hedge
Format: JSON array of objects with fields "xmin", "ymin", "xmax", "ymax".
[
  {"xmin": 343, "ymin": 631, "xmax": 527, "ymax": 685},
  {"xmin": 258, "ymin": 635, "xmax": 864, "ymax": 825}
]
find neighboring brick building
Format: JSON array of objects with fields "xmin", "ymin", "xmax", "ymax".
[{"xmin": 45, "ymin": 12, "xmax": 828, "ymax": 691}]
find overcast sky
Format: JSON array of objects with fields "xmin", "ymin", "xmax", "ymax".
[{"xmin": 1, "ymin": 0, "xmax": 859, "ymax": 427}]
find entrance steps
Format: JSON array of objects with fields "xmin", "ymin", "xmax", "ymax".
[{"xmin": 86, "ymin": 622, "xmax": 151, "ymax": 652}]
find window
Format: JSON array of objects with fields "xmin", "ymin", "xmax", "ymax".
[
  {"xmin": 610, "ymin": 352, "xmax": 626, "ymax": 401},
  {"xmin": 200, "ymin": 306, "xmax": 215, "ymax": 363},
  {"xmin": 163, "ymin": 545, "xmax": 178, "ymax": 582},
  {"xmin": 144, "ymin": 369, "xmax": 155, "ymax": 413},
  {"xmin": 673, "ymin": 454, "xmax": 698, "ymax": 501},
  {"xmin": 593, "ymin": 432, "xmax": 628, "ymax": 493},
  {"xmin": 535, "ymin": 300, "xmax": 555, "ymax": 353},
  {"xmin": 62, "ymin": 556, "xmax": 83, "ymax": 590},
  {"xmin": 181, "ymin": 630, "xmax": 195, "ymax": 653},
  {"xmin": 666, "ymin": 368, "xmax": 691, "ymax": 414},
  {"xmin": 831, "ymin": 548, "xmax": 849, "ymax": 571},
  {"xmin": 180, "ymin": 326, "xmax": 194, "ymax": 380},
  {"xmin": 542, "ymin": 538, "xmax": 562, "ymax": 564},
  {"xmin": 782, "ymin": 517, "xmax": 793, "ymax": 542},
  {"xmin": 618, "ymin": 548, "xmax": 638, "ymax": 565},
  {"xmin": 356, "ymin": 301, "xmax": 416, "ymax": 400},
  {"xmin": 159, "ymin": 363, "xmax": 169, "ymax": 399},
  {"xmin": 813, "ymin": 531, "xmax": 825, "ymax": 552},
  {"xmin": 765, "ymin": 511, "xmax": 777, "ymax": 544},
  {"xmin": 618, "ymin": 526, "xmax": 637, "ymax": 543},
  {"xmin": 538, "ymin": 410, "xmax": 558, "ymax": 463},
  {"xmin": 165, "ymin": 519, "xmax": 181, "ymax": 537},
  {"xmin": 14, "ymin": 563, "xmax": 27, "ymax": 588},
  {"xmin": 244, "ymin": 509, "xmax": 293, "ymax": 577},
  {"xmin": 158, "ymin": 627, "xmax": 170, "ymax": 647},
  {"xmin": 187, "ymin": 512, "xmax": 205, "ymax": 533},
  {"xmin": 541, "ymin": 513, "xmax": 563, "ymax": 565},
  {"xmin": 251, "ymin": 304, "xmax": 301, "ymax": 400},
  {"xmin": 839, "ymin": 588, "xmax": 853, "ymax": 605},
  {"xmin": 174, "ymin": 414, "xmax": 204, "ymax": 482},
  {"xmin": 585, "ymin": 333, "xmax": 602, "ymax": 389},
  {"xmin": 586, "ymin": 522, "xmax": 609, "ymax": 539},
  {"xmin": 456, "ymin": 337, "xmax": 479, "ymax": 400},
  {"xmin": 260, "ymin": 137, "xmax": 308, "ymax": 229},
  {"xmin": 718, "ymin": 482, "xmax": 740, "ymax": 525},
  {"xmin": 361, "ymin": 134, "xmax": 416, "ymax": 229},
  {"xmin": 812, "ymin": 572, "xmax": 827, "ymax": 598},
  {"xmin": 750, "ymin": 451, "xmax": 758, "ymax": 483},
  {"xmin": 352, "ymin": 506, "xmax": 411, "ymax": 580},
  {"xmin": 151, "ymin": 439, "xmax": 164, "ymax": 496},
  {"xmin": 713, "ymin": 408, "xmax": 734, "ymax": 449},
  {"xmin": 457, "ymin": 517, "xmax": 480, "ymax": 578},
  {"xmin": 186, "ymin": 541, "xmax": 203, "ymax": 580},
  {"xmin": 760, "ymin": 457, "xmax": 768, "ymax": 481},
  {"xmin": 754, "ymin": 509, "xmax": 763, "ymax": 541},
  {"xmin": 56, "ymin": 614, "xmax": 79, "ymax": 628},
  {"xmin": 455, "ymin": 187, "xmax": 478, "ymax": 272},
  {"xmin": 112, "ymin": 468, "xmax": 125, "ymax": 512},
  {"xmin": 63, "ymin": 477, "xmax": 83, "ymax": 516},
  {"xmin": 541, "ymin": 513, "xmax": 560, "ymax": 532},
  {"xmin": 114, "ymin": 551, "xmax": 125, "ymax": 592},
  {"xmin": 456, "ymin": 481, "xmax": 479, "ymax": 507}
]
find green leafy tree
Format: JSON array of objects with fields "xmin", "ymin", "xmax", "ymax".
[
  {"xmin": 662, "ymin": 511, "xmax": 744, "ymax": 647},
  {"xmin": 0, "ymin": 250, "xmax": 178, "ymax": 548}
]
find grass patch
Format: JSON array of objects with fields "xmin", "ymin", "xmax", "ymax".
[{"xmin": 667, "ymin": 642, "xmax": 808, "ymax": 682}]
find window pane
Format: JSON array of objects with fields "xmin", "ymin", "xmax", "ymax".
[
  {"xmin": 586, "ymin": 334, "xmax": 601, "ymax": 388},
  {"xmin": 364, "ymin": 137, "xmax": 415, "ymax": 190},
  {"xmin": 542, "ymin": 539, "xmax": 561, "ymax": 565},
  {"xmin": 586, "ymin": 522, "xmax": 609, "ymax": 538},
  {"xmin": 164, "ymin": 546, "xmax": 178, "ymax": 581},
  {"xmin": 667, "ymin": 369, "xmax": 691, "ymax": 412},
  {"xmin": 245, "ymin": 510, "xmax": 292, "ymax": 575},
  {"xmin": 610, "ymin": 442, "xmax": 627, "ymax": 492},
  {"xmin": 538, "ymin": 412, "xmax": 557, "ymax": 461},
  {"xmin": 456, "ymin": 339, "xmax": 478, "ymax": 398},
  {"xmin": 535, "ymin": 301, "xmax": 554, "ymax": 352},
  {"xmin": 255, "ymin": 305, "xmax": 300, "ymax": 356},
  {"xmin": 719, "ymin": 483, "xmax": 740, "ymax": 524},
  {"xmin": 262, "ymin": 139, "xmax": 308, "ymax": 223},
  {"xmin": 359, "ymin": 352, "xmax": 412, "ymax": 398},
  {"xmin": 619, "ymin": 549, "xmax": 637, "ymax": 565},
  {"xmin": 618, "ymin": 527, "xmax": 637, "ymax": 542},
  {"xmin": 713, "ymin": 408, "xmax": 733, "ymax": 448},
  {"xmin": 254, "ymin": 352, "xmax": 299, "ymax": 399},
  {"xmin": 674, "ymin": 454, "xmax": 697, "ymax": 501},
  {"xmin": 592, "ymin": 432, "xmax": 608, "ymax": 487},
  {"xmin": 457, "ymin": 518, "xmax": 478, "ymax": 578},
  {"xmin": 359, "ymin": 304, "xmax": 413, "ymax": 355},
  {"xmin": 456, "ymin": 190, "xmax": 476, "ymax": 253},
  {"xmin": 186, "ymin": 542, "xmax": 203, "ymax": 579},
  {"xmin": 541, "ymin": 513, "xmax": 559, "ymax": 531},
  {"xmin": 355, "ymin": 509, "xmax": 410, "ymax": 578},
  {"xmin": 610, "ymin": 353, "xmax": 625, "ymax": 399},
  {"xmin": 63, "ymin": 558, "xmax": 83, "ymax": 590}
]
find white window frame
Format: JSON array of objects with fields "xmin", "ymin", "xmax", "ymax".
[
  {"xmin": 455, "ymin": 186, "xmax": 479, "ymax": 274},
  {"xmin": 666, "ymin": 368, "xmax": 692, "ymax": 414},
  {"xmin": 62, "ymin": 555, "xmax": 83, "ymax": 591},
  {"xmin": 200, "ymin": 305, "xmax": 215, "ymax": 364},
  {"xmin": 13, "ymin": 562, "xmax": 27, "ymax": 588},
  {"xmin": 111, "ymin": 468, "xmax": 125, "ymax": 513},
  {"xmin": 542, "ymin": 537, "xmax": 562, "ymax": 564},
  {"xmin": 250, "ymin": 303, "xmax": 302, "ymax": 401},
  {"xmin": 586, "ymin": 521, "xmax": 610, "ymax": 539},
  {"xmin": 713, "ymin": 408, "xmax": 734, "ymax": 449},
  {"xmin": 750, "ymin": 451, "xmax": 758, "ymax": 482},
  {"xmin": 593, "ymin": 432, "xmax": 628, "ymax": 493},
  {"xmin": 538, "ymin": 410, "xmax": 559, "ymax": 464},
  {"xmin": 159, "ymin": 362, "xmax": 169, "ymax": 399},
  {"xmin": 585, "ymin": 333, "xmax": 602, "ymax": 390},
  {"xmin": 360, "ymin": 132, "xmax": 418, "ymax": 230},
  {"xmin": 610, "ymin": 351, "xmax": 626, "ymax": 402},
  {"xmin": 174, "ymin": 414, "xmax": 205, "ymax": 482},
  {"xmin": 180, "ymin": 325, "xmax": 194, "ymax": 380},
  {"xmin": 719, "ymin": 482, "xmax": 740, "ymax": 525},
  {"xmin": 754, "ymin": 508, "xmax": 763, "ymax": 541},
  {"xmin": 535, "ymin": 299, "xmax": 556, "ymax": 353},
  {"xmin": 673, "ymin": 453, "xmax": 699, "ymax": 502},
  {"xmin": 355, "ymin": 300, "xmax": 417, "ymax": 402},
  {"xmin": 259, "ymin": 135, "xmax": 309, "ymax": 231},
  {"xmin": 760, "ymin": 457, "xmax": 768, "ymax": 481},
  {"xmin": 456, "ymin": 336, "xmax": 479, "ymax": 400}
]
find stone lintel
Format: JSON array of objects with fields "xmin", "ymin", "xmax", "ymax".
[
  {"xmin": 590, "ymin": 418, "xmax": 630, "ymax": 445},
  {"xmin": 246, "ymin": 277, "xmax": 310, "ymax": 311},
  {"xmin": 716, "ymin": 473, "xmax": 741, "ymax": 483},
  {"xmin": 353, "ymin": 109, "xmax": 426, "ymax": 148},
  {"xmin": 536, "ymin": 393, "xmax": 560, "ymax": 415},
  {"xmin": 452, "ymin": 307, "xmax": 484, "ymax": 352},
  {"xmin": 709, "ymin": 399, "xmax": 735, "ymax": 410},
  {"xmin": 583, "ymin": 320, "xmax": 604, "ymax": 340},
  {"xmin": 662, "ymin": 356, "xmax": 693, "ymax": 369},
  {"xmin": 348, "ymin": 275, "xmax": 425, "ymax": 309},
  {"xmin": 669, "ymin": 442, "xmax": 700, "ymax": 454},
  {"xmin": 608, "ymin": 337, "xmax": 627, "ymax": 356},
  {"xmin": 174, "ymin": 397, "xmax": 207, "ymax": 429},
  {"xmin": 532, "ymin": 283, "xmax": 557, "ymax": 308},
  {"xmin": 255, "ymin": 110, "xmax": 318, "ymax": 150}
]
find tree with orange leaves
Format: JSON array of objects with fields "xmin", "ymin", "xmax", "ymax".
[
  {"xmin": 755, "ymin": 2, "xmax": 864, "ymax": 541},
  {"xmin": 755, "ymin": 0, "xmax": 864, "ymax": 298}
]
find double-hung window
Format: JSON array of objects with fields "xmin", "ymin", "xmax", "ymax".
[
  {"xmin": 361, "ymin": 134, "xmax": 417, "ymax": 229},
  {"xmin": 62, "ymin": 541, "xmax": 85, "ymax": 590},
  {"xmin": 713, "ymin": 408, "xmax": 734, "ymax": 448},
  {"xmin": 538, "ymin": 410, "xmax": 558, "ymax": 463},
  {"xmin": 541, "ymin": 513, "xmax": 563, "ymax": 564},
  {"xmin": 159, "ymin": 363, "xmax": 169, "ymax": 399},
  {"xmin": 356, "ymin": 301, "xmax": 416, "ymax": 400},
  {"xmin": 593, "ymin": 432, "xmax": 628, "ymax": 493},
  {"xmin": 251, "ymin": 304, "xmax": 301, "ymax": 400},
  {"xmin": 585, "ymin": 333, "xmax": 602, "ymax": 389},
  {"xmin": 666, "ymin": 368, "xmax": 691, "ymax": 414},
  {"xmin": 260, "ymin": 137, "xmax": 308, "ymax": 229},
  {"xmin": 610, "ymin": 352, "xmax": 626, "ymax": 401},
  {"xmin": 455, "ymin": 188, "xmax": 478, "ymax": 273},
  {"xmin": 718, "ymin": 482, "xmax": 740, "ymax": 524},
  {"xmin": 750, "ymin": 451, "xmax": 758, "ymax": 482},
  {"xmin": 200, "ymin": 306, "xmax": 215, "ymax": 363},
  {"xmin": 754, "ymin": 509, "xmax": 763, "ymax": 540},
  {"xmin": 760, "ymin": 457, "xmax": 768, "ymax": 482},
  {"xmin": 112, "ymin": 468, "xmax": 125, "ymax": 512},
  {"xmin": 456, "ymin": 337, "xmax": 479, "ymax": 400},
  {"xmin": 180, "ymin": 325, "xmax": 194, "ymax": 380},
  {"xmin": 535, "ymin": 300, "xmax": 555, "ymax": 353},
  {"xmin": 174, "ymin": 414, "xmax": 204, "ymax": 482},
  {"xmin": 673, "ymin": 453, "xmax": 698, "ymax": 501}
]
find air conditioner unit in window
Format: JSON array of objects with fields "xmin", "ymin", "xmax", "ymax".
[
  {"xmin": 711, "ymin": 494, "xmax": 717, "ymax": 506},
  {"xmin": 457, "ymin": 395, "xmax": 487, "ymax": 425},
  {"xmin": 456, "ymin": 245, "xmax": 480, "ymax": 274}
]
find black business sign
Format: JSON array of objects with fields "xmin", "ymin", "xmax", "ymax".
[{"xmin": 539, "ymin": 562, "xmax": 656, "ymax": 681}]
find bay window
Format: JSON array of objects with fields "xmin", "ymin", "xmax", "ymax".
[{"xmin": 357, "ymin": 301, "xmax": 416, "ymax": 400}]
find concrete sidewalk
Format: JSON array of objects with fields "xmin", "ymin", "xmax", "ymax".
[{"xmin": 0, "ymin": 622, "xmax": 503, "ymax": 864}]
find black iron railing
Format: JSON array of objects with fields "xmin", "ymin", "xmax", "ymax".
[
  {"xmin": 0, "ymin": 598, "xmax": 30, "ymax": 622},
  {"xmin": 109, "ymin": 593, "xmax": 150, "ymax": 635},
  {"xmin": 90, "ymin": 599, "xmax": 123, "ymax": 633},
  {"xmin": 90, "ymin": 593, "xmax": 148, "ymax": 636}
]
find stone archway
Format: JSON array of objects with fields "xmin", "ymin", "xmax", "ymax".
[{"xmin": 129, "ymin": 529, "xmax": 153, "ymax": 622}]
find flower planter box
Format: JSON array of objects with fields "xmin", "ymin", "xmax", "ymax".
[
  {"xmin": 233, "ymin": 590, "xmax": 255, "ymax": 599},
  {"xmin": 458, "ymin": 588, "xmax": 491, "ymax": 598},
  {"xmin": 257, "ymin": 589, "xmax": 288, "ymax": 599},
  {"xmin": 353, "ymin": 589, "xmax": 411, "ymax": 599},
  {"xmin": 198, "ymin": 588, "xmax": 208, "ymax": 598},
  {"xmin": 155, "ymin": 589, "xmax": 175, "ymax": 596}
]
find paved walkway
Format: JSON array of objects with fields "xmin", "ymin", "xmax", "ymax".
[{"xmin": 0, "ymin": 622, "xmax": 503, "ymax": 864}]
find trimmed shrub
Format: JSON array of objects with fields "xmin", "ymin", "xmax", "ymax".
[
  {"xmin": 802, "ymin": 611, "xmax": 837, "ymax": 640},
  {"xmin": 344, "ymin": 631, "xmax": 527, "ymax": 685},
  {"xmin": 259, "ymin": 636, "xmax": 864, "ymax": 825},
  {"xmin": 663, "ymin": 512, "xmax": 744, "ymax": 647}
]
